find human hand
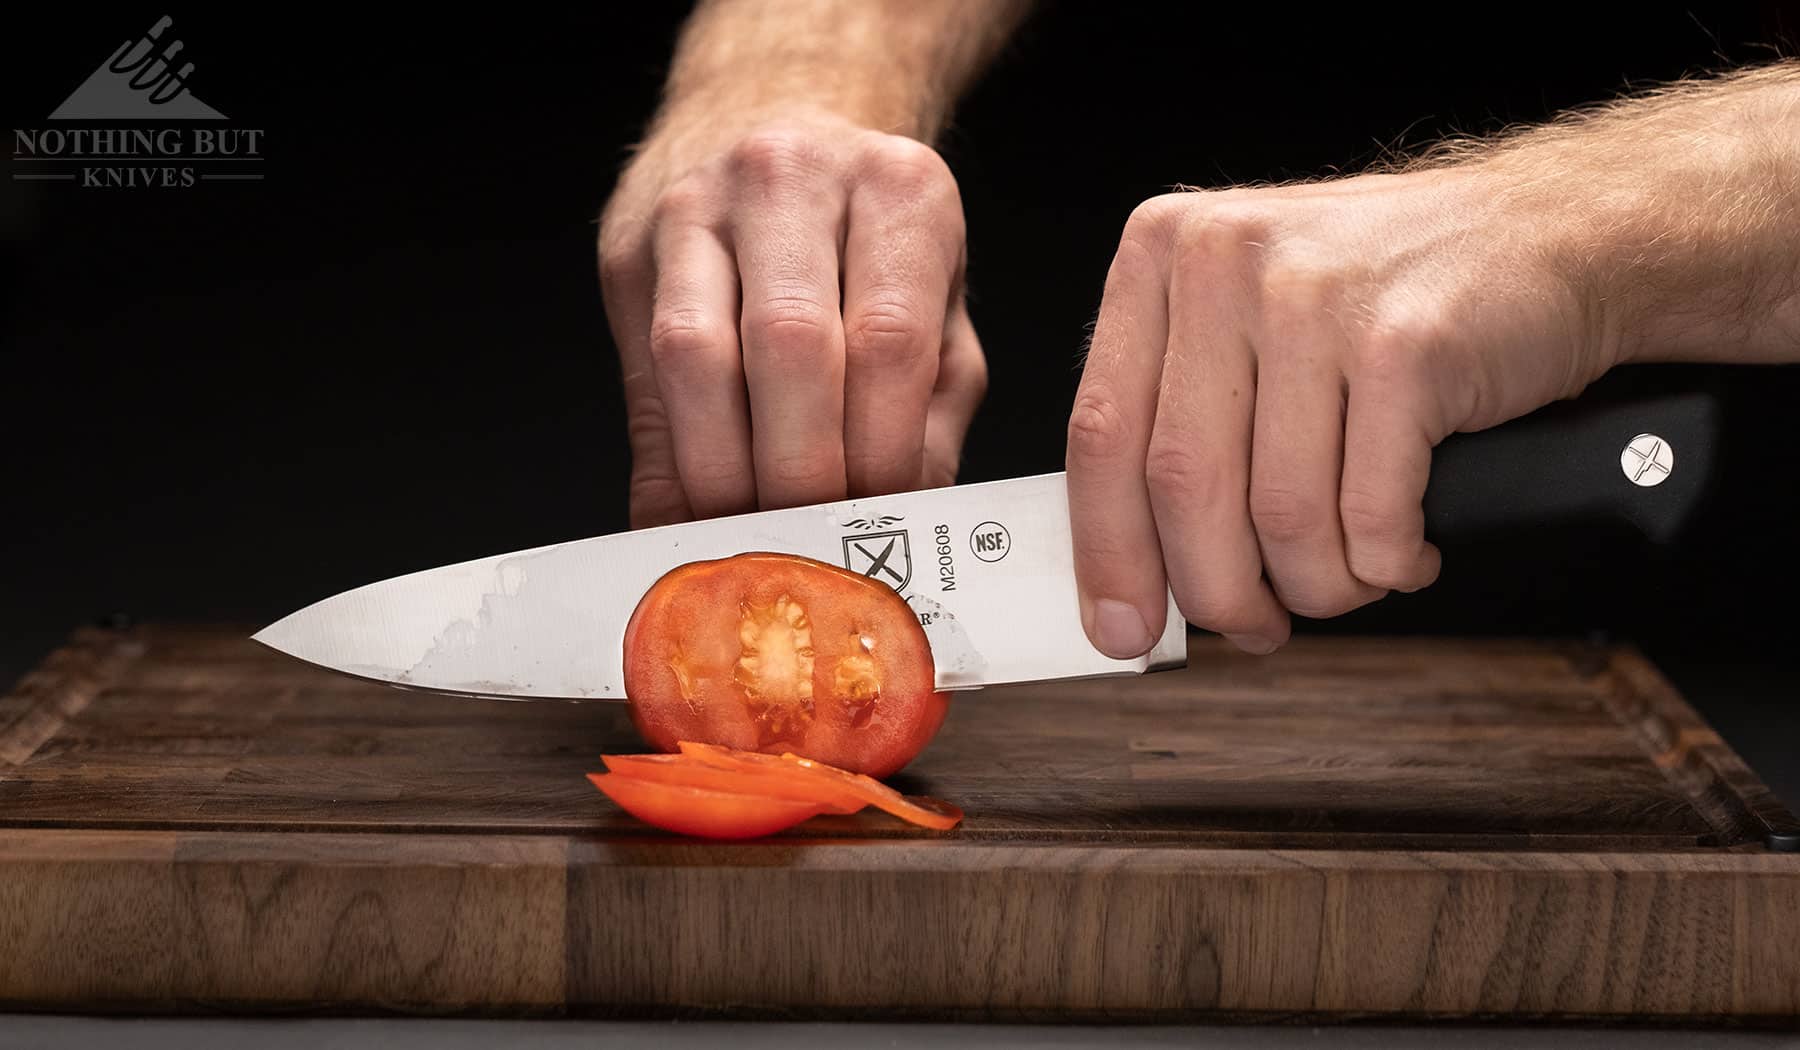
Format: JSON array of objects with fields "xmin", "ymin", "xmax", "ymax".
[
  {"xmin": 1066, "ymin": 169, "xmax": 1623, "ymax": 657},
  {"xmin": 598, "ymin": 108, "xmax": 986, "ymax": 528}
]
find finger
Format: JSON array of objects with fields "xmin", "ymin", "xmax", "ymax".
[
  {"xmin": 1340, "ymin": 373, "xmax": 1443, "ymax": 592},
  {"xmin": 624, "ymin": 391, "xmax": 694, "ymax": 529},
  {"xmin": 1067, "ymin": 220, "xmax": 1172, "ymax": 660},
  {"xmin": 1147, "ymin": 258, "xmax": 1289, "ymax": 654},
  {"xmin": 841, "ymin": 145, "xmax": 962, "ymax": 497},
  {"xmin": 729, "ymin": 140, "xmax": 848, "ymax": 510},
  {"xmin": 648, "ymin": 218, "xmax": 756, "ymax": 518},
  {"xmin": 1248, "ymin": 325, "xmax": 1386, "ymax": 619},
  {"xmin": 921, "ymin": 297, "xmax": 986, "ymax": 489},
  {"xmin": 599, "ymin": 223, "xmax": 691, "ymax": 528}
]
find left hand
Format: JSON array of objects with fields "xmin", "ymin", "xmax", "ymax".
[{"xmin": 1066, "ymin": 169, "xmax": 1620, "ymax": 657}]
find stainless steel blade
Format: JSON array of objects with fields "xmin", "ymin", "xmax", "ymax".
[{"xmin": 253, "ymin": 472, "xmax": 1186, "ymax": 699}]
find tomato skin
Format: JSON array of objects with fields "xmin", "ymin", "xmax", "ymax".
[
  {"xmin": 600, "ymin": 753, "xmax": 866, "ymax": 814},
  {"xmin": 622, "ymin": 552, "xmax": 949, "ymax": 777},
  {"xmin": 591, "ymin": 743, "xmax": 963, "ymax": 834},
  {"xmin": 587, "ymin": 773, "xmax": 825, "ymax": 839},
  {"xmin": 677, "ymin": 741, "xmax": 963, "ymax": 831}
]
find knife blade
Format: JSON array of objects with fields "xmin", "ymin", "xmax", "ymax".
[
  {"xmin": 255, "ymin": 471, "xmax": 1186, "ymax": 699},
  {"xmin": 253, "ymin": 388, "xmax": 1716, "ymax": 701}
]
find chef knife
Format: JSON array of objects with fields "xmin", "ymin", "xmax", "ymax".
[{"xmin": 253, "ymin": 389, "xmax": 1715, "ymax": 699}]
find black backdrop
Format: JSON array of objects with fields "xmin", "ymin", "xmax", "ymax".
[{"xmin": 4, "ymin": 4, "xmax": 1798, "ymax": 789}]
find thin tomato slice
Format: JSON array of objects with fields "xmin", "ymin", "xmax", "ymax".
[
  {"xmin": 676, "ymin": 741, "xmax": 963, "ymax": 831},
  {"xmin": 587, "ymin": 772, "xmax": 825, "ymax": 839},
  {"xmin": 600, "ymin": 753, "xmax": 866, "ymax": 815}
]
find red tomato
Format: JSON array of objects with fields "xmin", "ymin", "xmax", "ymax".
[
  {"xmin": 600, "ymin": 753, "xmax": 867, "ymax": 814},
  {"xmin": 587, "ymin": 773, "xmax": 825, "ymax": 840},
  {"xmin": 622, "ymin": 552, "xmax": 949, "ymax": 777},
  {"xmin": 677, "ymin": 741, "xmax": 964, "ymax": 831}
]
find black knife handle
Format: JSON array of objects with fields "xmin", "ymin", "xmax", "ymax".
[{"xmin": 1422, "ymin": 389, "xmax": 1718, "ymax": 546}]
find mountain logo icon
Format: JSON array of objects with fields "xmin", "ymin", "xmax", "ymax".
[{"xmin": 49, "ymin": 16, "xmax": 226, "ymax": 120}]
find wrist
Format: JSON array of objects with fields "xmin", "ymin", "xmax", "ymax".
[
  {"xmin": 644, "ymin": 98, "xmax": 873, "ymax": 168},
  {"xmin": 1515, "ymin": 75, "xmax": 1800, "ymax": 366},
  {"xmin": 658, "ymin": 75, "xmax": 936, "ymax": 144},
  {"xmin": 1429, "ymin": 162, "xmax": 1635, "ymax": 377}
]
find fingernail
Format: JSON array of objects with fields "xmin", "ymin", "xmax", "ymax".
[
  {"xmin": 1226, "ymin": 633, "xmax": 1281, "ymax": 656},
  {"xmin": 1091, "ymin": 599, "xmax": 1152, "ymax": 658}
]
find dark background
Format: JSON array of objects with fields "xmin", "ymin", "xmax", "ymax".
[{"xmin": 4, "ymin": 4, "xmax": 1798, "ymax": 792}]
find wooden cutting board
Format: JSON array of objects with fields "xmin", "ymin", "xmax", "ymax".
[{"xmin": 3, "ymin": 623, "xmax": 1799, "ymax": 1022}]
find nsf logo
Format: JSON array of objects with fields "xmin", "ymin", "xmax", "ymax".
[{"xmin": 970, "ymin": 521, "xmax": 1010, "ymax": 563}]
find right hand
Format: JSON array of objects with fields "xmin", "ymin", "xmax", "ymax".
[{"xmin": 598, "ymin": 109, "xmax": 987, "ymax": 528}]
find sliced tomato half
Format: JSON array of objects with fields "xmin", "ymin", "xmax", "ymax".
[
  {"xmin": 622, "ymin": 551, "xmax": 949, "ymax": 778},
  {"xmin": 677, "ymin": 740, "xmax": 963, "ymax": 831},
  {"xmin": 586, "ymin": 772, "xmax": 825, "ymax": 840}
]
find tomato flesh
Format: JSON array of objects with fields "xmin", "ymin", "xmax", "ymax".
[
  {"xmin": 600, "ymin": 753, "xmax": 866, "ymax": 814},
  {"xmin": 588, "ymin": 743, "xmax": 964, "ymax": 836},
  {"xmin": 623, "ymin": 552, "xmax": 949, "ymax": 777},
  {"xmin": 586, "ymin": 772, "xmax": 825, "ymax": 839},
  {"xmin": 677, "ymin": 741, "xmax": 963, "ymax": 831}
]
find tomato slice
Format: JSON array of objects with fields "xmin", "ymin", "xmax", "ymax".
[
  {"xmin": 677, "ymin": 741, "xmax": 963, "ymax": 831},
  {"xmin": 623, "ymin": 551, "xmax": 949, "ymax": 777},
  {"xmin": 600, "ymin": 753, "xmax": 867, "ymax": 814},
  {"xmin": 587, "ymin": 772, "xmax": 826, "ymax": 839}
]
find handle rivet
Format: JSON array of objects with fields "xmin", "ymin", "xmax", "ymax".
[{"xmin": 1620, "ymin": 433, "xmax": 1674, "ymax": 487}]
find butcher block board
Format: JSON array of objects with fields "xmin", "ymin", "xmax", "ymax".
[{"xmin": 3, "ymin": 624, "xmax": 1800, "ymax": 1023}]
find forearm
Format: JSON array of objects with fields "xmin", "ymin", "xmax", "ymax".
[
  {"xmin": 648, "ymin": 0, "xmax": 1030, "ymax": 144},
  {"xmin": 1425, "ymin": 60, "xmax": 1800, "ymax": 366}
]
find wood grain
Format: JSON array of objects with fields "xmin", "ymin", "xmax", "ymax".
[{"xmin": 2, "ymin": 624, "xmax": 1798, "ymax": 1020}]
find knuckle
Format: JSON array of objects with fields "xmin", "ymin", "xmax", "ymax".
[
  {"xmin": 762, "ymin": 447, "xmax": 840, "ymax": 490},
  {"xmin": 1173, "ymin": 199, "xmax": 1271, "ymax": 260},
  {"xmin": 647, "ymin": 311, "xmax": 732, "ymax": 367},
  {"xmin": 1371, "ymin": 303, "xmax": 1454, "ymax": 348},
  {"xmin": 745, "ymin": 295, "xmax": 835, "ymax": 365},
  {"xmin": 1121, "ymin": 195, "xmax": 1183, "ymax": 254},
  {"xmin": 922, "ymin": 445, "xmax": 962, "ymax": 487},
  {"xmin": 1144, "ymin": 438, "xmax": 1233, "ymax": 513},
  {"xmin": 1249, "ymin": 483, "xmax": 1328, "ymax": 544},
  {"xmin": 729, "ymin": 125, "xmax": 823, "ymax": 185},
  {"xmin": 648, "ymin": 176, "xmax": 712, "ymax": 227},
  {"xmin": 1260, "ymin": 258, "xmax": 1340, "ymax": 316},
  {"xmin": 748, "ymin": 295, "xmax": 831, "ymax": 336},
  {"xmin": 860, "ymin": 136, "xmax": 954, "ymax": 194},
  {"xmin": 1280, "ymin": 588, "xmax": 1368, "ymax": 620},
  {"xmin": 846, "ymin": 445, "xmax": 922, "ymax": 494},
  {"xmin": 1103, "ymin": 235, "xmax": 1161, "ymax": 293},
  {"xmin": 682, "ymin": 455, "xmax": 755, "ymax": 492},
  {"xmin": 628, "ymin": 475, "xmax": 688, "ymax": 529},
  {"xmin": 1170, "ymin": 586, "xmax": 1263, "ymax": 637},
  {"xmin": 1356, "ymin": 313, "xmax": 1449, "ymax": 384},
  {"xmin": 845, "ymin": 299, "xmax": 932, "ymax": 366},
  {"xmin": 596, "ymin": 237, "xmax": 646, "ymax": 291},
  {"xmin": 1338, "ymin": 485, "xmax": 1413, "ymax": 546},
  {"xmin": 1345, "ymin": 550, "xmax": 1414, "ymax": 592},
  {"xmin": 624, "ymin": 392, "xmax": 672, "ymax": 446},
  {"xmin": 1066, "ymin": 391, "xmax": 1134, "ymax": 467}
]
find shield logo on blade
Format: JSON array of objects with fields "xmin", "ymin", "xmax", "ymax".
[{"xmin": 841, "ymin": 530, "xmax": 912, "ymax": 592}]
